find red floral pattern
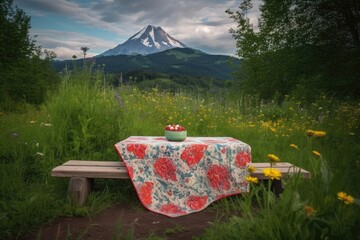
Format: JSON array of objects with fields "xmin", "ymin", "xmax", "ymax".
[
  {"xmin": 181, "ymin": 144, "xmax": 207, "ymax": 167},
  {"xmin": 207, "ymin": 165, "xmax": 231, "ymax": 190},
  {"xmin": 115, "ymin": 136, "xmax": 251, "ymax": 217},
  {"xmin": 186, "ymin": 195, "xmax": 208, "ymax": 210},
  {"xmin": 154, "ymin": 158, "xmax": 177, "ymax": 181},
  {"xmin": 139, "ymin": 182, "xmax": 153, "ymax": 206},
  {"xmin": 127, "ymin": 165, "xmax": 134, "ymax": 178},
  {"xmin": 160, "ymin": 203, "xmax": 186, "ymax": 215},
  {"xmin": 127, "ymin": 144, "xmax": 147, "ymax": 159},
  {"xmin": 235, "ymin": 151, "xmax": 251, "ymax": 168}
]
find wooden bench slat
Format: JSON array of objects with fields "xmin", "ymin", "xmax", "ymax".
[
  {"xmin": 63, "ymin": 160, "xmax": 124, "ymax": 167},
  {"xmin": 250, "ymin": 162, "xmax": 311, "ymax": 179},
  {"xmin": 51, "ymin": 165, "xmax": 129, "ymax": 179},
  {"xmin": 251, "ymin": 162, "xmax": 293, "ymax": 168}
]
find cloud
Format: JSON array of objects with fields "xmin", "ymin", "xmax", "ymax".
[
  {"xmin": 30, "ymin": 29, "xmax": 117, "ymax": 60},
  {"xmin": 13, "ymin": 0, "xmax": 262, "ymax": 59},
  {"xmin": 48, "ymin": 47, "xmax": 95, "ymax": 60}
]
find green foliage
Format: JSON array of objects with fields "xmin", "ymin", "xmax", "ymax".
[
  {"xmin": 0, "ymin": 0, "xmax": 61, "ymax": 111},
  {"xmin": 227, "ymin": 0, "xmax": 360, "ymax": 100},
  {"xmin": 0, "ymin": 0, "xmax": 36, "ymax": 66},
  {"xmin": 46, "ymin": 66, "xmax": 127, "ymax": 160},
  {"xmin": 1, "ymin": 68, "xmax": 360, "ymax": 239}
]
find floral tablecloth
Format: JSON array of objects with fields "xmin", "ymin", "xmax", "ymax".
[{"xmin": 114, "ymin": 136, "xmax": 251, "ymax": 217}]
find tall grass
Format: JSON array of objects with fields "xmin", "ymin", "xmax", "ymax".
[{"xmin": 0, "ymin": 68, "xmax": 359, "ymax": 239}]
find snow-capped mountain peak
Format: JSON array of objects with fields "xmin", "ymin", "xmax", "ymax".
[{"xmin": 99, "ymin": 25, "xmax": 187, "ymax": 56}]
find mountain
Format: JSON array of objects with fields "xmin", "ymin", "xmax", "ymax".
[
  {"xmin": 99, "ymin": 25, "xmax": 187, "ymax": 56},
  {"xmin": 53, "ymin": 48, "xmax": 240, "ymax": 80}
]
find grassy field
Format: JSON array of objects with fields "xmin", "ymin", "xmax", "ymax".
[{"xmin": 1, "ymin": 68, "xmax": 359, "ymax": 239}]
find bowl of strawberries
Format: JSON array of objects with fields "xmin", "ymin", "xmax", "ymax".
[{"xmin": 165, "ymin": 124, "xmax": 187, "ymax": 141}]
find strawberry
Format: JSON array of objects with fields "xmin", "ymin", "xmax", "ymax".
[{"xmin": 165, "ymin": 124, "xmax": 186, "ymax": 131}]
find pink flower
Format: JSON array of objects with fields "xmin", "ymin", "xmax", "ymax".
[
  {"xmin": 127, "ymin": 144, "xmax": 147, "ymax": 159},
  {"xmin": 181, "ymin": 144, "xmax": 207, "ymax": 168},
  {"xmin": 186, "ymin": 195, "xmax": 208, "ymax": 210},
  {"xmin": 207, "ymin": 165, "xmax": 231, "ymax": 190},
  {"xmin": 235, "ymin": 151, "xmax": 251, "ymax": 168},
  {"xmin": 160, "ymin": 203, "xmax": 186, "ymax": 215},
  {"xmin": 139, "ymin": 182, "xmax": 153, "ymax": 206},
  {"xmin": 153, "ymin": 158, "xmax": 177, "ymax": 181}
]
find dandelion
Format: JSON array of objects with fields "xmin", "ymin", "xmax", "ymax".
[
  {"xmin": 267, "ymin": 153, "xmax": 280, "ymax": 162},
  {"xmin": 263, "ymin": 168, "xmax": 282, "ymax": 180},
  {"xmin": 312, "ymin": 150, "xmax": 321, "ymax": 157},
  {"xmin": 337, "ymin": 192, "xmax": 354, "ymax": 204},
  {"xmin": 248, "ymin": 165, "xmax": 256, "ymax": 173},
  {"xmin": 245, "ymin": 176, "xmax": 259, "ymax": 184},
  {"xmin": 304, "ymin": 205, "xmax": 316, "ymax": 217},
  {"xmin": 290, "ymin": 144, "xmax": 299, "ymax": 150}
]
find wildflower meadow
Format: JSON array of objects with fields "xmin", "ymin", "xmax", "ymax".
[{"xmin": 1, "ymin": 67, "xmax": 359, "ymax": 239}]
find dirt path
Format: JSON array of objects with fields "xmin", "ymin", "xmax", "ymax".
[{"xmin": 21, "ymin": 203, "xmax": 223, "ymax": 239}]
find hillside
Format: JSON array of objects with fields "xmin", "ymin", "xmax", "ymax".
[{"xmin": 53, "ymin": 48, "xmax": 240, "ymax": 80}]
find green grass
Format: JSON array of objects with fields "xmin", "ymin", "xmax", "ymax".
[{"xmin": 0, "ymin": 68, "xmax": 359, "ymax": 239}]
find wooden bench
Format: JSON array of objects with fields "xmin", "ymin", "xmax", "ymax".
[{"xmin": 51, "ymin": 160, "xmax": 311, "ymax": 206}]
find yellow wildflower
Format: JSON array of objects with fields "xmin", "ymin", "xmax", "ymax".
[
  {"xmin": 263, "ymin": 168, "xmax": 282, "ymax": 180},
  {"xmin": 248, "ymin": 165, "xmax": 256, "ymax": 173},
  {"xmin": 245, "ymin": 176, "xmax": 259, "ymax": 184},
  {"xmin": 306, "ymin": 129, "xmax": 327, "ymax": 138},
  {"xmin": 337, "ymin": 192, "xmax": 355, "ymax": 204},
  {"xmin": 304, "ymin": 205, "xmax": 316, "ymax": 217},
  {"xmin": 290, "ymin": 144, "xmax": 299, "ymax": 150},
  {"xmin": 313, "ymin": 131, "xmax": 326, "ymax": 137},
  {"xmin": 312, "ymin": 150, "xmax": 321, "ymax": 157},
  {"xmin": 267, "ymin": 154, "xmax": 280, "ymax": 162},
  {"xmin": 306, "ymin": 130, "xmax": 315, "ymax": 136}
]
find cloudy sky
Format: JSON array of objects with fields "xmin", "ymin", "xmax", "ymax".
[{"xmin": 13, "ymin": 0, "xmax": 261, "ymax": 60}]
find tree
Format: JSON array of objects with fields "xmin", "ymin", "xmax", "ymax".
[
  {"xmin": 0, "ymin": 0, "xmax": 60, "ymax": 110},
  {"xmin": 81, "ymin": 46, "xmax": 89, "ymax": 59},
  {"xmin": 0, "ymin": 0, "xmax": 38, "ymax": 69},
  {"xmin": 227, "ymin": 0, "xmax": 360, "ymax": 101}
]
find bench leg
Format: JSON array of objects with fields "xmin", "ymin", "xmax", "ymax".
[
  {"xmin": 271, "ymin": 179, "xmax": 284, "ymax": 196},
  {"xmin": 68, "ymin": 177, "xmax": 94, "ymax": 206}
]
